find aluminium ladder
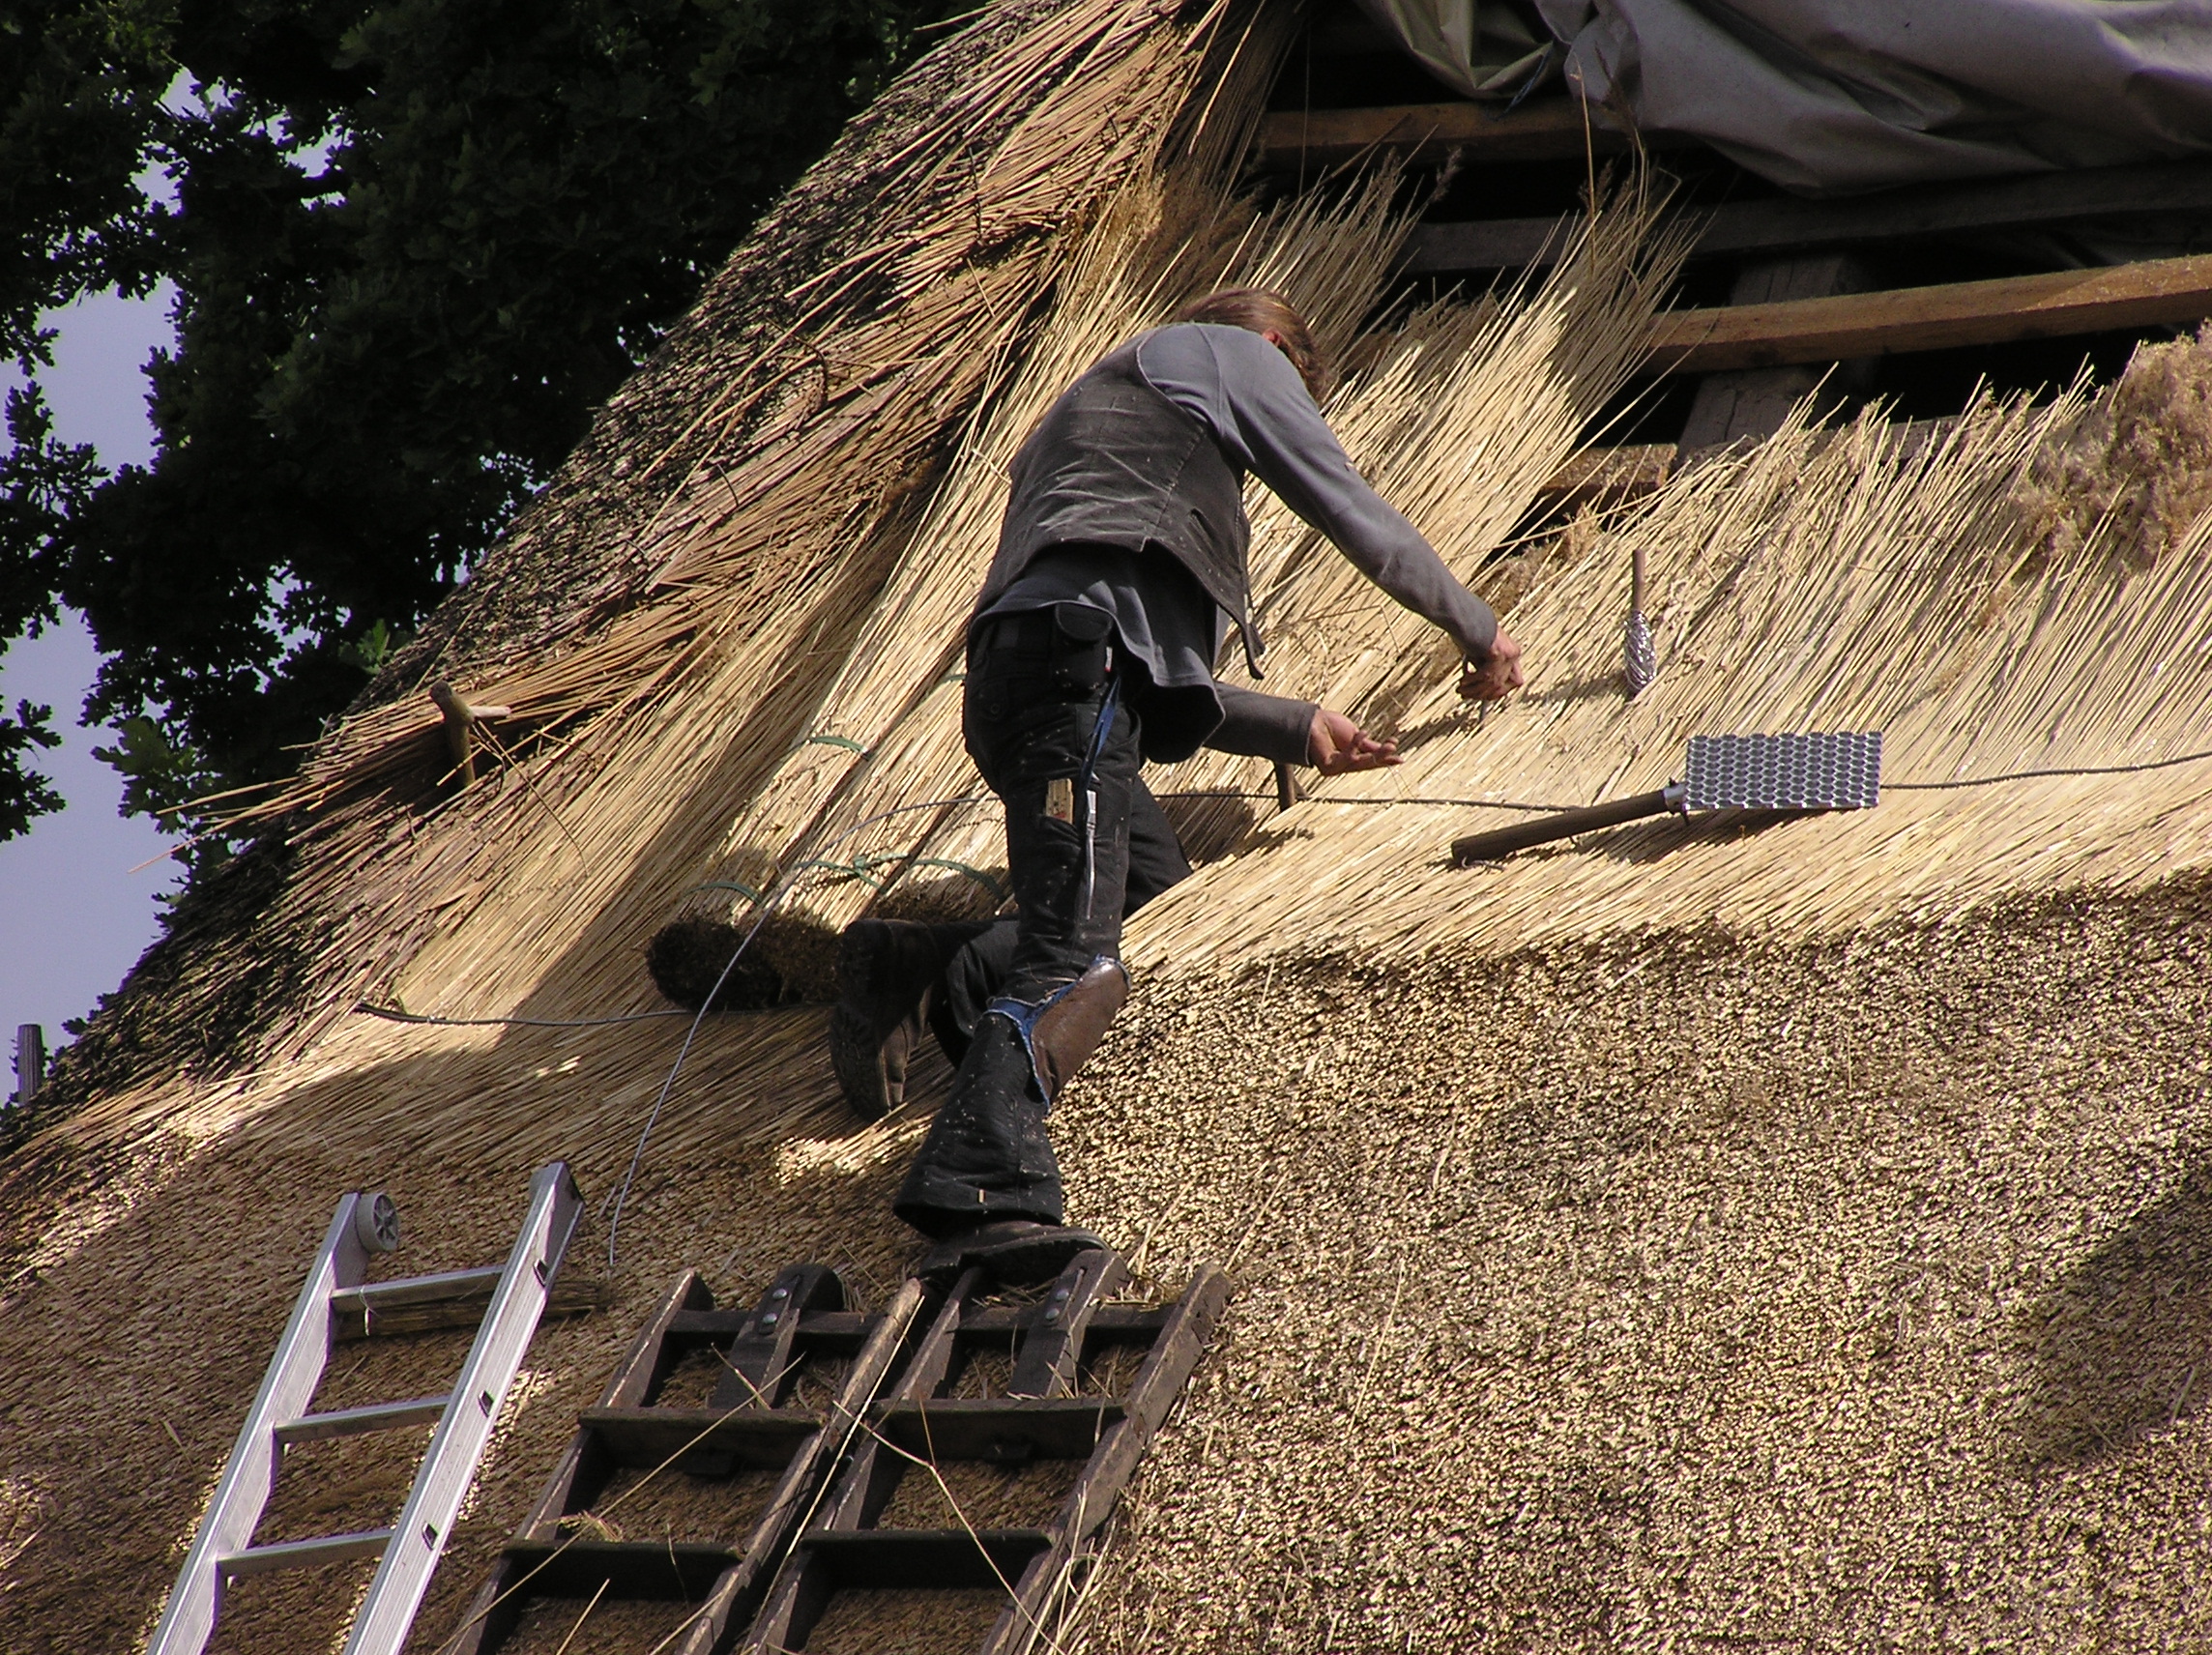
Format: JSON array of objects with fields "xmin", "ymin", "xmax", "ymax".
[{"xmin": 147, "ymin": 1160, "xmax": 584, "ymax": 1655}]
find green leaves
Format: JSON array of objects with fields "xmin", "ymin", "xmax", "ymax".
[
  {"xmin": 0, "ymin": 698, "xmax": 63, "ymax": 839},
  {"xmin": 89, "ymin": 711, "xmax": 200, "ymax": 822},
  {"xmin": 1, "ymin": 0, "xmax": 963, "ymax": 847},
  {"xmin": 335, "ymin": 615, "xmax": 404, "ymax": 672}
]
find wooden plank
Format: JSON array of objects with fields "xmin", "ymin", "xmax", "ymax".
[
  {"xmin": 666, "ymin": 1275, "xmax": 934, "ymax": 1655},
  {"xmin": 979, "ymin": 1266, "xmax": 1233, "ymax": 1655},
  {"xmin": 1405, "ymin": 158, "xmax": 2212, "ymax": 274},
  {"xmin": 735, "ymin": 1270, "xmax": 977, "ymax": 1655},
  {"xmin": 333, "ymin": 1271, "xmax": 612, "ymax": 1341},
  {"xmin": 1677, "ymin": 254, "xmax": 1875, "ymax": 447},
  {"xmin": 797, "ymin": 1528, "xmax": 1053, "ymax": 1592},
  {"xmin": 710, "ymin": 1263, "xmax": 844, "ymax": 1411},
  {"xmin": 1007, "ymin": 1250, "xmax": 1126, "ymax": 1398},
  {"xmin": 877, "ymin": 1399, "xmax": 1126, "ymax": 1464},
  {"xmin": 1255, "ymin": 99, "xmax": 1654, "ymax": 170},
  {"xmin": 579, "ymin": 1406, "xmax": 822, "ymax": 1470},
  {"xmin": 668, "ymin": 1305, "xmax": 880, "ymax": 1355},
  {"xmin": 958, "ymin": 1301, "xmax": 1169, "ymax": 1341},
  {"xmin": 441, "ymin": 1271, "xmax": 709, "ymax": 1655},
  {"xmin": 1647, "ymin": 252, "xmax": 2212, "ymax": 374},
  {"xmin": 495, "ymin": 1539, "xmax": 741, "ymax": 1602}
]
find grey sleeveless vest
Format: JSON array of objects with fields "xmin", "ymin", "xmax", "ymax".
[{"xmin": 976, "ymin": 334, "xmax": 1263, "ymax": 671}]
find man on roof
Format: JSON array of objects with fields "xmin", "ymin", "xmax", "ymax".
[{"xmin": 830, "ymin": 287, "xmax": 1524, "ymax": 1285}]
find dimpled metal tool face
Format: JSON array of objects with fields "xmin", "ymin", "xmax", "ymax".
[{"xmin": 1681, "ymin": 731, "xmax": 1883, "ymax": 812}]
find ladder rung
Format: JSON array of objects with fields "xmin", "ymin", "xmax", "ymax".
[
  {"xmin": 579, "ymin": 1405, "xmax": 822, "ymax": 1469},
  {"xmin": 218, "ymin": 1528, "xmax": 394, "ymax": 1579},
  {"xmin": 499, "ymin": 1538, "xmax": 742, "ymax": 1600},
  {"xmin": 276, "ymin": 1395, "xmax": 451, "ymax": 1444},
  {"xmin": 331, "ymin": 1265, "xmax": 504, "ymax": 1318},
  {"xmin": 874, "ymin": 1398, "xmax": 1124, "ymax": 1464},
  {"xmin": 797, "ymin": 1527, "xmax": 1053, "ymax": 1590},
  {"xmin": 665, "ymin": 1307, "xmax": 878, "ymax": 1354},
  {"xmin": 957, "ymin": 1302, "xmax": 1170, "ymax": 1339}
]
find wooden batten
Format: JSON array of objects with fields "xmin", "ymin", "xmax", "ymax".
[
  {"xmin": 1405, "ymin": 157, "xmax": 2212, "ymax": 274},
  {"xmin": 1254, "ymin": 98, "xmax": 1665, "ymax": 169},
  {"xmin": 1647, "ymin": 251, "xmax": 2212, "ymax": 373}
]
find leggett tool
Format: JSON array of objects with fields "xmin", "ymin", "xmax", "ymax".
[{"xmin": 1451, "ymin": 730, "xmax": 1882, "ymax": 863}]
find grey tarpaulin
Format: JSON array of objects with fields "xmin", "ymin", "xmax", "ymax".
[
  {"xmin": 1352, "ymin": 1, "xmax": 1557, "ymax": 98},
  {"xmin": 1361, "ymin": 0, "xmax": 2212, "ymax": 197}
]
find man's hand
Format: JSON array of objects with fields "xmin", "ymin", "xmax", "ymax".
[
  {"xmin": 1308, "ymin": 708, "xmax": 1401, "ymax": 774},
  {"xmin": 1459, "ymin": 627, "xmax": 1525, "ymax": 702}
]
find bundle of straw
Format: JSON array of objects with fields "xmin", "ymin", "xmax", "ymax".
[{"xmin": 652, "ymin": 174, "xmax": 1695, "ymax": 1002}]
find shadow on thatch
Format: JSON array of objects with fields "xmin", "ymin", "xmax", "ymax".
[
  {"xmin": 2016, "ymin": 1162, "xmax": 2212, "ymax": 1466},
  {"xmin": 646, "ymin": 870, "xmax": 1004, "ymax": 1010},
  {"xmin": 1595, "ymin": 808, "xmax": 1812, "ymax": 866},
  {"xmin": 1384, "ymin": 707, "xmax": 1479, "ymax": 758},
  {"xmin": 1159, "ymin": 790, "xmax": 1262, "ymax": 865},
  {"xmin": 1523, "ymin": 667, "xmax": 1633, "ymax": 709}
]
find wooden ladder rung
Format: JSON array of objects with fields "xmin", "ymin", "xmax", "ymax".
[
  {"xmin": 874, "ymin": 1398, "xmax": 1124, "ymax": 1463},
  {"xmin": 274, "ymin": 1394, "xmax": 451, "ymax": 1445},
  {"xmin": 218, "ymin": 1527, "xmax": 394, "ymax": 1579},
  {"xmin": 955, "ymin": 1302, "xmax": 1167, "ymax": 1340},
  {"xmin": 579, "ymin": 1405, "xmax": 824, "ymax": 1468},
  {"xmin": 797, "ymin": 1528, "xmax": 1054, "ymax": 1591},
  {"xmin": 666, "ymin": 1307, "xmax": 877, "ymax": 1351},
  {"xmin": 498, "ymin": 1538, "xmax": 743, "ymax": 1600}
]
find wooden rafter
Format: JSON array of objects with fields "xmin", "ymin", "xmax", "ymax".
[
  {"xmin": 1254, "ymin": 99, "xmax": 1666, "ymax": 169},
  {"xmin": 1405, "ymin": 160, "xmax": 2212, "ymax": 275},
  {"xmin": 1647, "ymin": 253, "xmax": 2212, "ymax": 374}
]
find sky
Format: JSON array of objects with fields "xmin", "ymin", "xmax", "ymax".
[{"xmin": 0, "ymin": 285, "xmax": 185, "ymax": 1089}]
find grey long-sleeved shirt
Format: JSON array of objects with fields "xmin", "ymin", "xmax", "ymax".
[{"xmin": 981, "ymin": 322, "xmax": 1498, "ymax": 764}]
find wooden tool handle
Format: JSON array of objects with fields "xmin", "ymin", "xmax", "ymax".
[{"xmin": 1450, "ymin": 788, "xmax": 1676, "ymax": 864}]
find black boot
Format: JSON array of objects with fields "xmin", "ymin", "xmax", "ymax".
[{"xmin": 916, "ymin": 1219, "xmax": 1110, "ymax": 1288}]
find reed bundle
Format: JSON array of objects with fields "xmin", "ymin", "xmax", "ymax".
[
  {"xmin": 28, "ymin": 0, "xmax": 1299, "ymax": 1116},
  {"xmin": 1125, "ymin": 367, "xmax": 2212, "ymax": 982},
  {"xmin": 653, "ymin": 173, "xmax": 1694, "ymax": 1006}
]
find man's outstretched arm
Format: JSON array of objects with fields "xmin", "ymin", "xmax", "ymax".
[
  {"xmin": 1139, "ymin": 324, "xmax": 1507, "ymax": 676},
  {"xmin": 1209, "ymin": 684, "xmax": 1402, "ymax": 774}
]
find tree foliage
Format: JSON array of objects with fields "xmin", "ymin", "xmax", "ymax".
[{"xmin": 1, "ymin": 0, "xmax": 957, "ymax": 843}]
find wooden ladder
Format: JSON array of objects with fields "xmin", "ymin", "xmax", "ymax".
[
  {"xmin": 146, "ymin": 1161, "xmax": 585, "ymax": 1655},
  {"xmin": 739, "ymin": 1250, "xmax": 1230, "ymax": 1655},
  {"xmin": 444, "ymin": 1261, "xmax": 934, "ymax": 1654}
]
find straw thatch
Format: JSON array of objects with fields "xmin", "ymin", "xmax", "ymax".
[
  {"xmin": 24, "ymin": 0, "xmax": 1293, "ymax": 1123},
  {"xmin": 7, "ymin": 0, "xmax": 2212, "ymax": 1648}
]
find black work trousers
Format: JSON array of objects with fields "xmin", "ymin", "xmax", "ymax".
[{"xmin": 892, "ymin": 606, "xmax": 1191, "ymax": 1236}]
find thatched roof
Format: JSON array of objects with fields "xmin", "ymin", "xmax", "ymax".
[{"xmin": 6, "ymin": 0, "xmax": 2212, "ymax": 1649}]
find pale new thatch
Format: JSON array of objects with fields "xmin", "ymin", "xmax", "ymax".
[{"xmin": 5, "ymin": 0, "xmax": 2212, "ymax": 1650}]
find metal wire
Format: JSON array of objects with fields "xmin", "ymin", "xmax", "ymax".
[
  {"xmin": 360, "ymin": 746, "xmax": 2212, "ymax": 1043},
  {"xmin": 355, "ymin": 1004, "xmax": 691, "ymax": 1030},
  {"xmin": 602, "ymin": 791, "xmax": 993, "ymax": 1267}
]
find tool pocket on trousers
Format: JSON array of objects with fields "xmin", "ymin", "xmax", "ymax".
[{"xmin": 1047, "ymin": 602, "xmax": 1112, "ymax": 693}]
